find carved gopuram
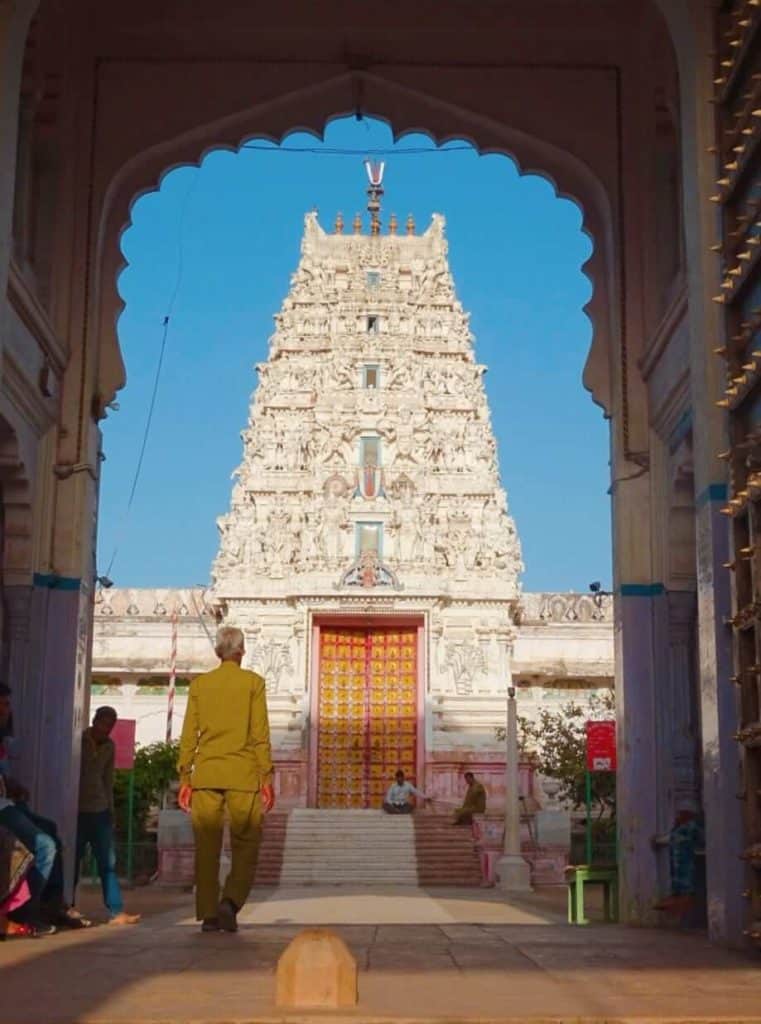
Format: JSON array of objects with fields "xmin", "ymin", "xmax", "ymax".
[
  {"xmin": 214, "ymin": 189, "xmax": 524, "ymax": 808},
  {"xmin": 92, "ymin": 184, "xmax": 614, "ymax": 811}
]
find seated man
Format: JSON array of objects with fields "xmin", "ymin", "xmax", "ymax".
[
  {"xmin": 382, "ymin": 769, "xmax": 429, "ymax": 814},
  {"xmin": 0, "ymin": 773, "xmax": 57, "ymax": 936},
  {"xmin": 452, "ymin": 771, "xmax": 486, "ymax": 825},
  {"xmin": 0, "ymin": 683, "xmax": 90, "ymax": 932}
]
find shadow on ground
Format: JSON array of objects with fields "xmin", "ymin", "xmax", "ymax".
[{"xmin": 2, "ymin": 885, "xmax": 760, "ymax": 1023}]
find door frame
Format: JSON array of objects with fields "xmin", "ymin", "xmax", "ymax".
[{"xmin": 307, "ymin": 613, "xmax": 426, "ymax": 808}]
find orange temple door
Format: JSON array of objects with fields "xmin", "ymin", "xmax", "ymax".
[{"xmin": 317, "ymin": 626, "xmax": 418, "ymax": 808}]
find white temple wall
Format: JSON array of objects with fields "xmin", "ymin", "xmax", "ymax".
[{"xmin": 92, "ymin": 588, "xmax": 613, "ymax": 811}]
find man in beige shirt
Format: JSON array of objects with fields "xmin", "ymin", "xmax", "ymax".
[{"xmin": 178, "ymin": 626, "xmax": 275, "ymax": 933}]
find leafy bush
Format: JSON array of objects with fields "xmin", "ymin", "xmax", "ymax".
[
  {"xmin": 499, "ymin": 689, "xmax": 616, "ymax": 820},
  {"xmin": 113, "ymin": 740, "xmax": 179, "ymax": 840}
]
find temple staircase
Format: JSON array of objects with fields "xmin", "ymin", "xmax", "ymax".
[{"xmin": 254, "ymin": 810, "xmax": 482, "ymax": 886}]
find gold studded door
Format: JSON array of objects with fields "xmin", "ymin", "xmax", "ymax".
[{"xmin": 317, "ymin": 626, "xmax": 418, "ymax": 808}]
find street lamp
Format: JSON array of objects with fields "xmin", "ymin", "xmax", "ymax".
[{"xmin": 495, "ymin": 683, "xmax": 532, "ymax": 893}]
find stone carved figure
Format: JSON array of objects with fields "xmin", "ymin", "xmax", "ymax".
[
  {"xmin": 447, "ymin": 511, "xmax": 473, "ymax": 575},
  {"xmin": 328, "ymin": 354, "xmax": 357, "ymax": 390},
  {"xmin": 266, "ymin": 508, "xmax": 292, "ymax": 575},
  {"xmin": 386, "ymin": 357, "xmax": 413, "ymax": 391},
  {"xmin": 386, "ymin": 407, "xmax": 427, "ymax": 468},
  {"xmin": 248, "ymin": 640, "xmax": 294, "ymax": 695},
  {"xmin": 300, "ymin": 505, "xmax": 321, "ymax": 565},
  {"xmin": 425, "ymin": 422, "xmax": 447, "ymax": 471},
  {"xmin": 316, "ymin": 419, "xmax": 353, "ymax": 465},
  {"xmin": 320, "ymin": 478, "xmax": 350, "ymax": 561},
  {"xmin": 442, "ymin": 642, "xmax": 487, "ymax": 696},
  {"xmin": 392, "ymin": 498, "xmax": 423, "ymax": 563}
]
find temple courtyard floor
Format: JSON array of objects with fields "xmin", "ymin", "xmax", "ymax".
[{"xmin": 2, "ymin": 884, "xmax": 761, "ymax": 1023}]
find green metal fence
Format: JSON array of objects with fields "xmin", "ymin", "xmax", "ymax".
[{"xmin": 79, "ymin": 840, "xmax": 158, "ymax": 884}]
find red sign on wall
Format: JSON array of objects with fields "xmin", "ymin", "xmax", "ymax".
[
  {"xmin": 111, "ymin": 719, "xmax": 137, "ymax": 770},
  {"xmin": 585, "ymin": 720, "xmax": 616, "ymax": 772}
]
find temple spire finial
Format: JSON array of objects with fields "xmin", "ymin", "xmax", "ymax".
[{"xmin": 364, "ymin": 159, "xmax": 385, "ymax": 236}]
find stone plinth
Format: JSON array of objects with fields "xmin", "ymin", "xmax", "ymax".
[
  {"xmin": 276, "ymin": 928, "xmax": 358, "ymax": 1009},
  {"xmin": 495, "ymin": 853, "xmax": 532, "ymax": 893},
  {"xmin": 535, "ymin": 808, "xmax": 571, "ymax": 848}
]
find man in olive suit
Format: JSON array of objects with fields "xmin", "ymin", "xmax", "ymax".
[{"xmin": 178, "ymin": 626, "xmax": 275, "ymax": 933}]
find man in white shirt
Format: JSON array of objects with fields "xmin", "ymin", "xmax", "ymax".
[{"xmin": 382, "ymin": 770, "xmax": 429, "ymax": 814}]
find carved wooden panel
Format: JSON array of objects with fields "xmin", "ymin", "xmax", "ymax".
[{"xmin": 714, "ymin": 0, "xmax": 761, "ymax": 946}]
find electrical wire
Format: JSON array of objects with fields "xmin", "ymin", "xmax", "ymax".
[
  {"xmin": 190, "ymin": 588, "xmax": 216, "ymax": 651},
  {"xmin": 103, "ymin": 175, "xmax": 197, "ymax": 578},
  {"xmin": 240, "ymin": 143, "xmax": 473, "ymax": 154}
]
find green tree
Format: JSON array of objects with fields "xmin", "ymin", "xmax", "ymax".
[
  {"xmin": 500, "ymin": 689, "xmax": 616, "ymax": 821},
  {"xmin": 113, "ymin": 740, "xmax": 179, "ymax": 840}
]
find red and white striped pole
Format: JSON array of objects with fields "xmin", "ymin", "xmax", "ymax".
[{"xmin": 166, "ymin": 608, "xmax": 178, "ymax": 743}]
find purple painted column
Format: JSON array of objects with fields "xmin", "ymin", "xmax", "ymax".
[
  {"xmin": 23, "ymin": 575, "xmax": 92, "ymax": 892},
  {"xmin": 652, "ymin": 590, "xmax": 701, "ymax": 900},
  {"xmin": 616, "ymin": 584, "xmax": 661, "ymax": 923},
  {"xmin": 0, "ymin": 574, "xmax": 92, "ymax": 895}
]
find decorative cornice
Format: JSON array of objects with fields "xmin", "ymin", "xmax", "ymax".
[
  {"xmin": 7, "ymin": 259, "xmax": 67, "ymax": 375},
  {"xmin": 1, "ymin": 346, "xmax": 57, "ymax": 438},
  {"xmin": 517, "ymin": 591, "xmax": 613, "ymax": 624},
  {"xmin": 639, "ymin": 278, "xmax": 688, "ymax": 382}
]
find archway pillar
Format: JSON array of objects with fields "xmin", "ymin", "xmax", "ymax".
[
  {"xmin": 30, "ymin": 437, "xmax": 100, "ymax": 891},
  {"xmin": 19, "ymin": 413, "xmax": 101, "ymax": 890},
  {"xmin": 613, "ymin": 459, "xmax": 662, "ymax": 924},
  {"xmin": 671, "ymin": 3, "xmax": 745, "ymax": 947}
]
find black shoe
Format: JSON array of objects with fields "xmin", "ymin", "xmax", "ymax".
[
  {"xmin": 201, "ymin": 917, "xmax": 220, "ymax": 932},
  {"xmin": 217, "ymin": 898, "xmax": 238, "ymax": 933},
  {"xmin": 51, "ymin": 905, "xmax": 93, "ymax": 930},
  {"xmin": 30, "ymin": 921, "xmax": 57, "ymax": 937}
]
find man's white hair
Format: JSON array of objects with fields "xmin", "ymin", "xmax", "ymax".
[{"xmin": 215, "ymin": 625, "xmax": 245, "ymax": 661}]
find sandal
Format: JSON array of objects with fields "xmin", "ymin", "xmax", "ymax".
[{"xmin": 56, "ymin": 906, "xmax": 93, "ymax": 929}]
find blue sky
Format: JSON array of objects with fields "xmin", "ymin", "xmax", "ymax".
[{"xmin": 99, "ymin": 116, "xmax": 611, "ymax": 593}]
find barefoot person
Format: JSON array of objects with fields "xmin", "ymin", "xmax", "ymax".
[
  {"xmin": 178, "ymin": 626, "xmax": 275, "ymax": 933},
  {"xmin": 76, "ymin": 707, "xmax": 140, "ymax": 925},
  {"xmin": 452, "ymin": 771, "xmax": 486, "ymax": 825}
]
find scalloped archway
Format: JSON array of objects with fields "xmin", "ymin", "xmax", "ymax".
[{"xmin": 86, "ymin": 69, "xmax": 619, "ymax": 439}]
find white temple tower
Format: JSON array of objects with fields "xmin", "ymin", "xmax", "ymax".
[{"xmin": 212, "ymin": 175, "xmax": 523, "ymax": 808}]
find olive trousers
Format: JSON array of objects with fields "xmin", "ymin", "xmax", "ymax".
[{"xmin": 191, "ymin": 788, "xmax": 262, "ymax": 921}]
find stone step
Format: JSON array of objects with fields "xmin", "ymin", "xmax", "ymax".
[
  {"xmin": 278, "ymin": 808, "xmax": 420, "ymax": 885},
  {"xmin": 253, "ymin": 809, "xmax": 485, "ymax": 888}
]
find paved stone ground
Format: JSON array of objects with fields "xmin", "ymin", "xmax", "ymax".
[{"xmin": 2, "ymin": 886, "xmax": 761, "ymax": 1023}]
